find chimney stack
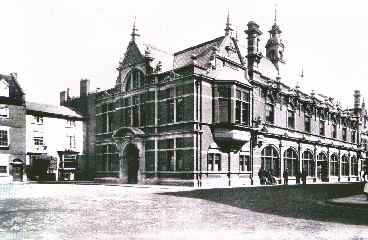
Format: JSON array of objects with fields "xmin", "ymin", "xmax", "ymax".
[
  {"xmin": 245, "ymin": 21, "xmax": 262, "ymax": 78},
  {"xmin": 80, "ymin": 79, "xmax": 90, "ymax": 97},
  {"xmin": 354, "ymin": 90, "xmax": 361, "ymax": 110},
  {"xmin": 60, "ymin": 91, "xmax": 66, "ymax": 105}
]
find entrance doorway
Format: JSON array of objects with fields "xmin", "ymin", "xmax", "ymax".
[
  {"xmin": 11, "ymin": 159, "xmax": 23, "ymax": 181},
  {"xmin": 125, "ymin": 144, "xmax": 139, "ymax": 184}
]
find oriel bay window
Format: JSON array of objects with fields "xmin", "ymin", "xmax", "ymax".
[
  {"xmin": 235, "ymin": 89, "xmax": 250, "ymax": 126},
  {"xmin": 215, "ymin": 87, "xmax": 230, "ymax": 123}
]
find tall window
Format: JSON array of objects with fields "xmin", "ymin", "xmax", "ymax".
[
  {"xmin": 330, "ymin": 154, "xmax": 339, "ymax": 176},
  {"xmin": 302, "ymin": 150, "xmax": 315, "ymax": 177},
  {"xmin": 317, "ymin": 152, "xmax": 328, "ymax": 180},
  {"xmin": 287, "ymin": 110, "xmax": 295, "ymax": 129},
  {"xmin": 319, "ymin": 120, "xmax": 325, "ymax": 136},
  {"xmin": 351, "ymin": 130, "xmax": 356, "ymax": 143},
  {"xmin": 284, "ymin": 148, "xmax": 298, "ymax": 177},
  {"xmin": 304, "ymin": 115, "xmax": 311, "ymax": 133},
  {"xmin": 235, "ymin": 89, "xmax": 250, "ymax": 126},
  {"xmin": 96, "ymin": 103, "xmax": 114, "ymax": 133},
  {"xmin": 261, "ymin": 145, "xmax": 280, "ymax": 177},
  {"xmin": 125, "ymin": 69, "xmax": 144, "ymax": 92},
  {"xmin": 342, "ymin": 127, "xmax": 347, "ymax": 141},
  {"xmin": 332, "ymin": 123, "xmax": 337, "ymax": 138},
  {"xmin": 207, "ymin": 153, "xmax": 221, "ymax": 171},
  {"xmin": 341, "ymin": 155, "xmax": 349, "ymax": 176},
  {"xmin": 265, "ymin": 104, "xmax": 274, "ymax": 124},
  {"xmin": 217, "ymin": 87, "xmax": 230, "ymax": 123},
  {"xmin": 239, "ymin": 155, "xmax": 251, "ymax": 172},
  {"xmin": 0, "ymin": 129, "xmax": 8, "ymax": 147},
  {"xmin": 351, "ymin": 156, "xmax": 358, "ymax": 176},
  {"xmin": 96, "ymin": 144, "xmax": 119, "ymax": 172}
]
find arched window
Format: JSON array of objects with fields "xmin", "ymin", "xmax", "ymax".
[
  {"xmin": 125, "ymin": 69, "xmax": 144, "ymax": 92},
  {"xmin": 330, "ymin": 154, "xmax": 339, "ymax": 176},
  {"xmin": 317, "ymin": 152, "xmax": 328, "ymax": 180},
  {"xmin": 283, "ymin": 148, "xmax": 298, "ymax": 177},
  {"xmin": 341, "ymin": 155, "xmax": 349, "ymax": 176},
  {"xmin": 261, "ymin": 145, "xmax": 280, "ymax": 177},
  {"xmin": 302, "ymin": 150, "xmax": 315, "ymax": 177},
  {"xmin": 351, "ymin": 156, "xmax": 358, "ymax": 176},
  {"xmin": 0, "ymin": 79, "xmax": 9, "ymax": 97}
]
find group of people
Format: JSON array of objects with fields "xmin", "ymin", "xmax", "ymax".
[{"xmin": 258, "ymin": 168, "xmax": 308, "ymax": 185}]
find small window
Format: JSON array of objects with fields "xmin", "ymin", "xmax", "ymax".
[
  {"xmin": 33, "ymin": 136, "xmax": 44, "ymax": 146},
  {"xmin": 0, "ymin": 105, "xmax": 8, "ymax": 118},
  {"xmin": 66, "ymin": 119, "xmax": 76, "ymax": 127},
  {"xmin": 0, "ymin": 166, "xmax": 7, "ymax": 174},
  {"xmin": 0, "ymin": 129, "xmax": 8, "ymax": 146}
]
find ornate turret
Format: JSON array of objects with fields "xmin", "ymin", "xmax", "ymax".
[
  {"xmin": 245, "ymin": 21, "xmax": 262, "ymax": 78},
  {"xmin": 265, "ymin": 7, "xmax": 285, "ymax": 73}
]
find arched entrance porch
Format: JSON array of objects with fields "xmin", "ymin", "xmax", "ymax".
[{"xmin": 125, "ymin": 144, "xmax": 139, "ymax": 184}]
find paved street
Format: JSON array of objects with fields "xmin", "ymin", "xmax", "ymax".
[{"xmin": 0, "ymin": 183, "xmax": 367, "ymax": 240}]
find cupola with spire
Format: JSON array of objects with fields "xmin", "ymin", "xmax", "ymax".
[{"xmin": 265, "ymin": 6, "xmax": 285, "ymax": 72}]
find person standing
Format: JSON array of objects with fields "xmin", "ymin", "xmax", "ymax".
[{"xmin": 283, "ymin": 168, "xmax": 289, "ymax": 185}]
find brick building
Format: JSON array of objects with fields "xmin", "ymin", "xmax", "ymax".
[
  {"xmin": 62, "ymin": 16, "xmax": 368, "ymax": 186},
  {"xmin": 0, "ymin": 73, "xmax": 26, "ymax": 183}
]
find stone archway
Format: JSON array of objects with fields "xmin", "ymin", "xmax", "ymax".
[
  {"xmin": 125, "ymin": 144, "xmax": 139, "ymax": 184},
  {"xmin": 112, "ymin": 127, "xmax": 145, "ymax": 184}
]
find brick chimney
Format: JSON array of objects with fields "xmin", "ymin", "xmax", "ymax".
[
  {"xmin": 80, "ymin": 79, "xmax": 90, "ymax": 97},
  {"xmin": 60, "ymin": 91, "xmax": 66, "ymax": 105}
]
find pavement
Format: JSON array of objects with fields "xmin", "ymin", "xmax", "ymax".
[
  {"xmin": 327, "ymin": 194, "xmax": 368, "ymax": 207},
  {"xmin": 0, "ymin": 183, "xmax": 367, "ymax": 240}
]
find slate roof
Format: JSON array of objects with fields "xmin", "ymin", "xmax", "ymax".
[
  {"xmin": 174, "ymin": 36, "xmax": 224, "ymax": 69},
  {"xmin": 26, "ymin": 102, "xmax": 83, "ymax": 119}
]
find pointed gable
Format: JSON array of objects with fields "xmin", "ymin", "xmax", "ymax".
[
  {"xmin": 216, "ymin": 35, "xmax": 244, "ymax": 65},
  {"xmin": 120, "ymin": 41, "xmax": 145, "ymax": 68}
]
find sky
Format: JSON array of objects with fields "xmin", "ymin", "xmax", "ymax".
[{"xmin": 0, "ymin": 0, "xmax": 368, "ymax": 108}]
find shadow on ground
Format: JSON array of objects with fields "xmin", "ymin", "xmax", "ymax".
[{"xmin": 159, "ymin": 183, "xmax": 368, "ymax": 225}]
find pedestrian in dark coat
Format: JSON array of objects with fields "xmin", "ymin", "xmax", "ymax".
[
  {"xmin": 301, "ymin": 169, "xmax": 307, "ymax": 185},
  {"xmin": 283, "ymin": 168, "xmax": 289, "ymax": 185}
]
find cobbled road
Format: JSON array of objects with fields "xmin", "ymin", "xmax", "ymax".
[{"xmin": 0, "ymin": 184, "xmax": 367, "ymax": 240}]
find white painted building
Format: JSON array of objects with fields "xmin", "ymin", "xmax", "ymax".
[{"xmin": 26, "ymin": 102, "xmax": 84, "ymax": 181}]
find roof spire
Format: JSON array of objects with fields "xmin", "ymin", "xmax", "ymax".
[
  {"xmin": 224, "ymin": 10, "xmax": 233, "ymax": 36},
  {"xmin": 300, "ymin": 65, "xmax": 304, "ymax": 78},
  {"xmin": 131, "ymin": 17, "xmax": 140, "ymax": 41},
  {"xmin": 274, "ymin": 4, "xmax": 278, "ymax": 24}
]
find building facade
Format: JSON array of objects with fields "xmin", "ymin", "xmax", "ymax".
[
  {"xmin": 25, "ymin": 102, "xmax": 84, "ymax": 181},
  {"xmin": 0, "ymin": 73, "xmax": 26, "ymax": 183},
  {"xmin": 62, "ymin": 16, "xmax": 368, "ymax": 186}
]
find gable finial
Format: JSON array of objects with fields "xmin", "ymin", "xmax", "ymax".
[
  {"xmin": 131, "ymin": 17, "xmax": 140, "ymax": 41},
  {"xmin": 274, "ymin": 4, "xmax": 278, "ymax": 24},
  {"xmin": 300, "ymin": 65, "xmax": 304, "ymax": 78},
  {"xmin": 224, "ymin": 10, "xmax": 233, "ymax": 36}
]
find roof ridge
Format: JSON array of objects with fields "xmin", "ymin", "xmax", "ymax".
[{"xmin": 174, "ymin": 36, "xmax": 224, "ymax": 56}]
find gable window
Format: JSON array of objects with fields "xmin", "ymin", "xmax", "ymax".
[
  {"xmin": 0, "ymin": 79, "xmax": 9, "ymax": 97},
  {"xmin": 304, "ymin": 115, "xmax": 311, "ymax": 133},
  {"xmin": 125, "ymin": 69, "xmax": 144, "ymax": 92},
  {"xmin": 287, "ymin": 110, "xmax": 295, "ymax": 129},
  {"xmin": 265, "ymin": 104, "xmax": 274, "ymax": 124}
]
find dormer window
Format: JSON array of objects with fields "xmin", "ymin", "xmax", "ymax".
[
  {"xmin": 125, "ymin": 69, "xmax": 144, "ymax": 92},
  {"xmin": 0, "ymin": 79, "xmax": 9, "ymax": 97}
]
